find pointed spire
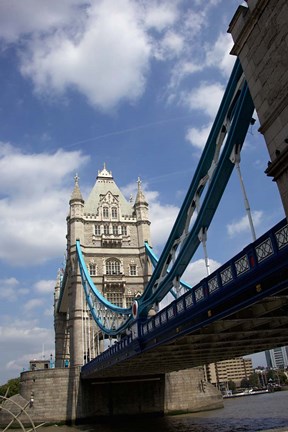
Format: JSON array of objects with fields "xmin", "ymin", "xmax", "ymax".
[
  {"xmin": 70, "ymin": 173, "xmax": 84, "ymax": 202},
  {"xmin": 97, "ymin": 163, "xmax": 113, "ymax": 179},
  {"xmin": 135, "ymin": 176, "xmax": 147, "ymax": 204}
]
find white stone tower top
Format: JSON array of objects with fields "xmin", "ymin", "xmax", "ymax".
[{"xmin": 97, "ymin": 163, "xmax": 113, "ymax": 179}]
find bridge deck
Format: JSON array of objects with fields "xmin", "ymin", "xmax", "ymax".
[{"xmin": 82, "ymin": 218, "xmax": 288, "ymax": 379}]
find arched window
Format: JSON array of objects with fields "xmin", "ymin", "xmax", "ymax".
[
  {"xmin": 103, "ymin": 224, "xmax": 109, "ymax": 235},
  {"xmin": 103, "ymin": 207, "xmax": 109, "ymax": 218},
  {"xmin": 106, "ymin": 259, "xmax": 121, "ymax": 275},
  {"xmin": 111, "ymin": 207, "xmax": 118, "ymax": 219},
  {"xmin": 112, "ymin": 225, "xmax": 118, "ymax": 236}
]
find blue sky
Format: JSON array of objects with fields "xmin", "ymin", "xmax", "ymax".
[{"xmin": 0, "ymin": 0, "xmax": 285, "ymax": 384}]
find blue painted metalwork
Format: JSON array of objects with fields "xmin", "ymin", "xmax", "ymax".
[
  {"xmin": 76, "ymin": 240, "xmax": 134, "ymax": 334},
  {"xmin": 137, "ymin": 78, "xmax": 254, "ymax": 317},
  {"xmin": 81, "ymin": 218, "xmax": 288, "ymax": 378},
  {"xmin": 75, "ymin": 59, "xmax": 254, "ymax": 335},
  {"xmin": 144, "ymin": 241, "xmax": 192, "ymax": 298},
  {"xmin": 138, "ymin": 59, "xmax": 245, "ymax": 303}
]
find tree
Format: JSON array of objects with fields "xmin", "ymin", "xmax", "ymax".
[
  {"xmin": 240, "ymin": 377, "xmax": 250, "ymax": 388},
  {"xmin": 249, "ymin": 373, "xmax": 260, "ymax": 388},
  {"xmin": 266, "ymin": 369, "xmax": 288, "ymax": 385},
  {"xmin": 228, "ymin": 380, "xmax": 236, "ymax": 392},
  {"xmin": 0, "ymin": 378, "xmax": 20, "ymax": 397}
]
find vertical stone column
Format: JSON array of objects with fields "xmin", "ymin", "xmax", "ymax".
[
  {"xmin": 68, "ymin": 263, "xmax": 85, "ymax": 367},
  {"xmin": 228, "ymin": 0, "xmax": 288, "ymax": 217},
  {"xmin": 54, "ymin": 311, "xmax": 69, "ymax": 367}
]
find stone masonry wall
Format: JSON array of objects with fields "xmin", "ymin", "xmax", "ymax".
[
  {"xmin": 228, "ymin": 0, "xmax": 288, "ymax": 217},
  {"xmin": 165, "ymin": 368, "xmax": 223, "ymax": 414},
  {"xmin": 19, "ymin": 367, "xmax": 79, "ymax": 423},
  {"xmin": 13, "ymin": 367, "xmax": 222, "ymax": 424},
  {"xmin": 18, "ymin": 368, "xmax": 165, "ymax": 423}
]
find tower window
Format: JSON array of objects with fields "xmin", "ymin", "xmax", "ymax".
[
  {"xmin": 106, "ymin": 292, "xmax": 122, "ymax": 307},
  {"xmin": 126, "ymin": 296, "xmax": 134, "ymax": 308},
  {"xmin": 106, "ymin": 259, "xmax": 121, "ymax": 275},
  {"xmin": 89, "ymin": 264, "xmax": 96, "ymax": 276},
  {"xmin": 103, "ymin": 207, "xmax": 109, "ymax": 218},
  {"xmin": 130, "ymin": 264, "xmax": 137, "ymax": 276},
  {"xmin": 111, "ymin": 207, "xmax": 118, "ymax": 219}
]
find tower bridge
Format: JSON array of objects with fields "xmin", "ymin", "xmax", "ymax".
[{"xmin": 16, "ymin": 0, "xmax": 288, "ymax": 424}]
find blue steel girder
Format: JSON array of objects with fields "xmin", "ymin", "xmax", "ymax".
[
  {"xmin": 138, "ymin": 78, "xmax": 254, "ymax": 317},
  {"xmin": 76, "ymin": 241, "xmax": 134, "ymax": 335},
  {"xmin": 144, "ymin": 241, "xmax": 192, "ymax": 298},
  {"xmin": 138, "ymin": 60, "xmax": 249, "ymax": 306}
]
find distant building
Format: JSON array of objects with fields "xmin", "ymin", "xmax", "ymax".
[
  {"xmin": 265, "ymin": 346, "xmax": 288, "ymax": 369},
  {"xmin": 206, "ymin": 357, "xmax": 253, "ymax": 388}
]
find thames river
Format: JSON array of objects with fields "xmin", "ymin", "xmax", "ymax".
[{"xmin": 44, "ymin": 390, "xmax": 288, "ymax": 432}]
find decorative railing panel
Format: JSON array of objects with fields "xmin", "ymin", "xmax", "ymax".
[{"xmin": 256, "ymin": 238, "xmax": 273, "ymax": 262}]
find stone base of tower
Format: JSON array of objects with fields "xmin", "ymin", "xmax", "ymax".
[
  {"xmin": 164, "ymin": 368, "xmax": 223, "ymax": 414},
  {"xmin": 15, "ymin": 367, "xmax": 223, "ymax": 424}
]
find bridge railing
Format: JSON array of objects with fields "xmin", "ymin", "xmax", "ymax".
[
  {"xmin": 140, "ymin": 217, "xmax": 288, "ymax": 339},
  {"xmin": 81, "ymin": 218, "xmax": 288, "ymax": 376}
]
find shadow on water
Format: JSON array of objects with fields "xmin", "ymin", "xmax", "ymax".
[{"xmin": 42, "ymin": 391, "xmax": 288, "ymax": 432}]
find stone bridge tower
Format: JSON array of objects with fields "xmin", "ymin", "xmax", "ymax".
[
  {"xmin": 54, "ymin": 165, "xmax": 152, "ymax": 367},
  {"xmin": 228, "ymin": 0, "xmax": 288, "ymax": 217}
]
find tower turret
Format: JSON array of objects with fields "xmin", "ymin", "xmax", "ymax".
[
  {"xmin": 134, "ymin": 177, "xmax": 151, "ymax": 248},
  {"xmin": 68, "ymin": 174, "xmax": 85, "ymax": 245}
]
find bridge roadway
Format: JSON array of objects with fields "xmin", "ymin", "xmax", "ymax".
[{"xmin": 81, "ymin": 218, "xmax": 288, "ymax": 380}]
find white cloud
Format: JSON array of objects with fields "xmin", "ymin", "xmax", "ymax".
[
  {"xmin": 150, "ymin": 200, "xmax": 179, "ymax": 249},
  {"xmin": 186, "ymin": 123, "xmax": 212, "ymax": 151},
  {"xmin": 19, "ymin": 0, "xmax": 152, "ymax": 111},
  {"xmin": 0, "ymin": 319, "xmax": 54, "ymax": 381},
  {"xmin": 0, "ymin": 278, "xmax": 18, "ymax": 300},
  {"xmin": 183, "ymin": 258, "xmax": 221, "ymax": 287},
  {"xmin": 34, "ymin": 280, "xmax": 55, "ymax": 295},
  {"xmin": 0, "ymin": 0, "xmax": 85, "ymax": 43},
  {"xmin": 44, "ymin": 307, "xmax": 54, "ymax": 317},
  {"xmin": 121, "ymin": 181, "xmax": 179, "ymax": 251},
  {"xmin": 156, "ymin": 31, "xmax": 184, "ymax": 60},
  {"xmin": 205, "ymin": 32, "xmax": 234, "ymax": 76},
  {"xmin": 0, "ymin": 320, "xmax": 52, "ymax": 345},
  {"xmin": 144, "ymin": 1, "xmax": 179, "ymax": 31},
  {"xmin": 0, "ymin": 142, "xmax": 89, "ymax": 266},
  {"xmin": 227, "ymin": 210, "xmax": 263, "ymax": 238},
  {"xmin": 183, "ymin": 82, "xmax": 224, "ymax": 118},
  {"xmin": 0, "ymin": 0, "xmax": 234, "ymax": 112},
  {"xmin": 24, "ymin": 298, "xmax": 44, "ymax": 312}
]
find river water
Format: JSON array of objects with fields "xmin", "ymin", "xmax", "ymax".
[{"xmin": 44, "ymin": 391, "xmax": 288, "ymax": 432}]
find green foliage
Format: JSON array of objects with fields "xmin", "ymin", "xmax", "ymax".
[
  {"xmin": 0, "ymin": 378, "xmax": 20, "ymax": 397},
  {"xmin": 228, "ymin": 380, "xmax": 236, "ymax": 392},
  {"xmin": 249, "ymin": 372, "xmax": 260, "ymax": 388},
  {"xmin": 267, "ymin": 369, "xmax": 288, "ymax": 385},
  {"xmin": 240, "ymin": 377, "xmax": 250, "ymax": 388}
]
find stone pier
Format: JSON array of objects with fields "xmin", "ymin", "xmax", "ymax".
[{"xmin": 11, "ymin": 367, "xmax": 222, "ymax": 424}]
